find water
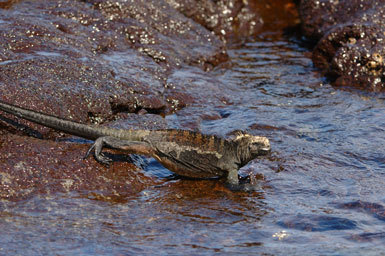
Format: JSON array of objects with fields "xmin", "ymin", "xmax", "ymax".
[{"xmin": 1, "ymin": 33, "xmax": 385, "ymax": 255}]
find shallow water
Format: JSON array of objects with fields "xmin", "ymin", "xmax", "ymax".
[{"xmin": 1, "ymin": 32, "xmax": 385, "ymax": 255}]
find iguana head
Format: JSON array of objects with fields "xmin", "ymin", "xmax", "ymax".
[{"xmin": 232, "ymin": 131, "xmax": 271, "ymax": 166}]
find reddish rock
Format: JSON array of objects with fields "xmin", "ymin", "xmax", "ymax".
[
  {"xmin": 0, "ymin": 134, "xmax": 155, "ymax": 201},
  {"xmin": 165, "ymin": 0, "xmax": 263, "ymax": 41},
  {"xmin": 0, "ymin": 0, "xmax": 230, "ymax": 128},
  {"xmin": 299, "ymin": 0, "xmax": 385, "ymax": 90},
  {"xmin": 0, "ymin": 0, "xmax": 264, "ymax": 200}
]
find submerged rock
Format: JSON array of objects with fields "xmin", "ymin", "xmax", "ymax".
[{"xmin": 299, "ymin": 0, "xmax": 385, "ymax": 91}]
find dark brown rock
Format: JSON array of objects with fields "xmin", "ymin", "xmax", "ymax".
[
  {"xmin": 253, "ymin": 0, "xmax": 300, "ymax": 32},
  {"xmin": 299, "ymin": 0, "xmax": 385, "ymax": 91},
  {"xmin": 165, "ymin": 0, "xmax": 263, "ymax": 41},
  {"xmin": 0, "ymin": 0, "xmax": 229, "ymax": 128},
  {"xmin": 0, "ymin": 0, "xmax": 263, "ymax": 200},
  {"xmin": 0, "ymin": 0, "xmax": 234, "ymax": 128},
  {"xmin": 81, "ymin": 0, "xmax": 229, "ymax": 68},
  {"xmin": 0, "ymin": 133, "xmax": 155, "ymax": 201},
  {"xmin": 165, "ymin": 66, "xmax": 232, "ymax": 112}
]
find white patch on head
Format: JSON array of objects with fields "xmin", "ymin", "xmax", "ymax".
[
  {"xmin": 233, "ymin": 132, "xmax": 251, "ymax": 141},
  {"xmin": 234, "ymin": 133, "xmax": 270, "ymax": 145},
  {"xmin": 234, "ymin": 133, "xmax": 270, "ymax": 150},
  {"xmin": 250, "ymin": 136, "xmax": 270, "ymax": 147}
]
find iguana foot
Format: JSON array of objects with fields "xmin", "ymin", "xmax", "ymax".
[
  {"xmin": 225, "ymin": 170, "xmax": 262, "ymax": 191},
  {"xmin": 226, "ymin": 169, "xmax": 239, "ymax": 185},
  {"xmin": 226, "ymin": 181, "xmax": 262, "ymax": 191},
  {"xmin": 84, "ymin": 136, "xmax": 116, "ymax": 165}
]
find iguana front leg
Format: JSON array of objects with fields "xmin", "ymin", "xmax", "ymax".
[
  {"xmin": 226, "ymin": 168, "xmax": 239, "ymax": 185},
  {"xmin": 84, "ymin": 136, "xmax": 153, "ymax": 164}
]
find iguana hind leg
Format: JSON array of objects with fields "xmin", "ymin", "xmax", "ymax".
[{"xmin": 84, "ymin": 136, "xmax": 153, "ymax": 164}]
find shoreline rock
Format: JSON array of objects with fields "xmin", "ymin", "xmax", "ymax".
[{"xmin": 299, "ymin": 0, "xmax": 385, "ymax": 91}]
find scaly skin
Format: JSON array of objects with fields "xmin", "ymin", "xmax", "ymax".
[{"xmin": 0, "ymin": 100, "xmax": 270, "ymax": 185}]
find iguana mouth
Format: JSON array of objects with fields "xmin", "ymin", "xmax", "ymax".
[
  {"xmin": 260, "ymin": 146, "xmax": 271, "ymax": 154},
  {"xmin": 259, "ymin": 138, "xmax": 271, "ymax": 153}
]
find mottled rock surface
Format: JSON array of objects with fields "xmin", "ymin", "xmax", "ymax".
[
  {"xmin": 0, "ymin": 0, "xmax": 266, "ymax": 200},
  {"xmin": 0, "ymin": 133, "xmax": 155, "ymax": 201},
  {"xmin": 299, "ymin": 0, "xmax": 385, "ymax": 90},
  {"xmin": 165, "ymin": 0, "xmax": 263, "ymax": 41}
]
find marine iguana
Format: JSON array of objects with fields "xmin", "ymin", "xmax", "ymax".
[{"xmin": 0, "ymin": 100, "xmax": 270, "ymax": 185}]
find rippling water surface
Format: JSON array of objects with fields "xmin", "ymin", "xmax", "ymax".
[{"xmin": 1, "ymin": 33, "xmax": 385, "ymax": 255}]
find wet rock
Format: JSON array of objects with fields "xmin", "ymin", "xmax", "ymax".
[
  {"xmin": 0, "ymin": 0, "xmax": 19, "ymax": 9},
  {"xmin": 299, "ymin": 0, "xmax": 385, "ymax": 90},
  {"xmin": 110, "ymin": 113, "xmax": 168, "ymax": 130},
  {"xmin": 253, "ymin": 0, "xmax": 300, "ymax": 32},
  {"xmin": 278, "ymin": 214, "xmax": 357, "ymax": 232},
  {"xmin": 165, "ymin": 66, "xmax": 231, "ymax": 112},
  {"xmin": 0, "ymin": 0, "xmax": 260, "ymax": 200},
  {"xmin": 0, "ymin": 134, "xmax": 155, "ymax": 201},
  {"xmin": 165, "ymin": 0, "xmax": 263, "ymax": 41},
  {"xmin": 81, "ymin": 0, "xmax": 228, "ymax": 68},
  {"xmin": 338, "ymin": 200, "xmax": 385, "ymax": 221},
  {"xmin": 349, "ymin": 232, "xmax": 385, "ymax": 243},
  {"xmin": 0, "ymin": 0, "xmax": 229, "ymax": 126},
  {"xmin": 110, "ymin": 94, "xmax": 167, "ymax": 115}
]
